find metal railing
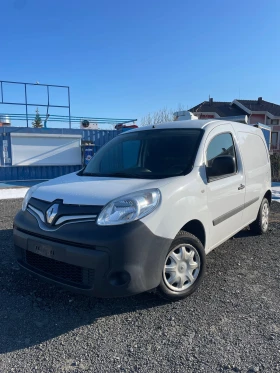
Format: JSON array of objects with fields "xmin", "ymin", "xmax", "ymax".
[
  {"xmin": 0, "ymin": 80, "xmax": 137, "ymax": 129},
  {"xmin": 0, "ymin": 80, "xmax": 71, "ymax": 128},
  {"xmin": 0, "ymin": 113, "xmax": 137, "ymax": 129}
]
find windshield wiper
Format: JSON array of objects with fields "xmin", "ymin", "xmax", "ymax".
[
  {"xmin": 81, "ymin": 171, "xmax": 145, "ymax": 178},
  {"xmin": 105, "ymin": 172, "xmax": 144, "ymax": 178},
  {"xmin": 81, "ymin": 172, "xmax": 103, "ymax": 177}
]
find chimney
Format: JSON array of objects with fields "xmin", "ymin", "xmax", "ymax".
[
  {"xmin": 209, "ymin": 97, "xmax": 213, "ymax": 105},
  {"xmin": 258, "ymin": 97, "xmax": 262, "ymax": 104}
]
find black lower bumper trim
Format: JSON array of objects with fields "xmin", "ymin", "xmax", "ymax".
[
  {"xmin": 13, "ymin": 210, "xmax": 173, "ymax": 298},
  {"xmin": 21, "ymin": 249, "xmax": 95, "ymax": 289}
]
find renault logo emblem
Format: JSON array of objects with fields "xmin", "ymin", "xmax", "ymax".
[{"xmin": 46, "ymin": 204, "xmax": 59, "ymax": 224}]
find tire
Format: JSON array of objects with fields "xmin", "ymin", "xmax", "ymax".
[
  {"xmin": 157, "ymin": 231, "xmax": 206, "ymax": 301},
  {"xmin": 249, "ymin": 197, "xmax": 270, "ymax": 235}
]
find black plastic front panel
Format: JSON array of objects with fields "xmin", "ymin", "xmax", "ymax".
[
  {"xmin": 22, "ymin": 248, "xmax": 95, "ymax": 289},
  {"xmin": 14, "ymin": 209, "xmax": 172, "ymax": 297}
]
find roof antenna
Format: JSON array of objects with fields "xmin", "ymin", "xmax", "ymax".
[{"xmin": 239, "ymin": 87, "xmax": 240, "ymax": 99}]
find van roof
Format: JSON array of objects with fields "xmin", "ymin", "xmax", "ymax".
[{"xmin": 123, "ymin": 120, "xmax": 261, "ymax": 134}]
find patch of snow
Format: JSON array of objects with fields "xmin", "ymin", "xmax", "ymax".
[{"xmin": 0, "ymin": 188, "xmax": 28, "ymax": 200}]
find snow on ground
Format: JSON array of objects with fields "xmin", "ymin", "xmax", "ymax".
[
  {"xmin": 0, "ymin": 183, "xmax": 279, "ymax": 202},
  {"xmin": 272, "ymin": 182, "xmax": 280, "ymax": 202},
  {"xmin": 0, "ymin": 188, "xmax": 28, "ymax": 200}
]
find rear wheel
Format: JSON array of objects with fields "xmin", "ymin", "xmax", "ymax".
[
  {"xmin": 250, "ymin": 197, "xmax": 270, "ymax": 235},
  {"xmin": 157, "ymin": 231, "xmax": 205, "ymax": 301}
]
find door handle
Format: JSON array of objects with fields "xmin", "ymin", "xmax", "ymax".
[{"xmin": 238, "ymin": 184, "xmax": 245, "ymax": 190}]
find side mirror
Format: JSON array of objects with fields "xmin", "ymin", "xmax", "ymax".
[{"xmin": 207, "ymin": 155, "xmax": 236, "ymax": 180}]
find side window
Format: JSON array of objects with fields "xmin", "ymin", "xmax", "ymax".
[{"xmin": 206, "ymin": 133, "xmax": 237, "ymax": 180}]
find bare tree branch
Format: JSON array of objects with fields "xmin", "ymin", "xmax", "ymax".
[{"xmin": 140, "ymin": 104, "xmax": 186, "ymax": 126}]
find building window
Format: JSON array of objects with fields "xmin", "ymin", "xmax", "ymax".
[
  {"xmin": 271, "ymin": 119, "xmax": 279, "ymax": 125},
  {"xmin": 271, "ymin": 132, "xmax": 279, "ymax": 150}
]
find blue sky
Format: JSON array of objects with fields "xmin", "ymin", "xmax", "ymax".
[{"xmin": 1, "ymin": 0, "xmax": 280, "ymax": 128}]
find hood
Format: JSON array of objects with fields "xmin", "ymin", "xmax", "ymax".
[{"xmin": 32, "ymin": 172, "xmax": 173, "ymax": 206}]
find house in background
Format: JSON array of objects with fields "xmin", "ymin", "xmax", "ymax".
[{"xmin": 189, "ymin": 97, "xmax": 280, "ymax": 153}]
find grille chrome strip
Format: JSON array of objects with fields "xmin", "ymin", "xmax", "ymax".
[
  {"xmin": 56, "ymin": 214, "xmax": 97, "ymax": 225},
  {"xmin": 27, "ymin": 206, "xmax": 96, "ymax": 231},
  {"xmin": 28, "ymin": 205, "xmax": 45, "ymax": 223}
]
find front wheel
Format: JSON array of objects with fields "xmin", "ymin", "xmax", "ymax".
[
  {"xmin": 157, "ymin": 231, "xmax": 205, "ymax": 301},
  {"xmin": 250, "ymin": 197, "xmax": 270, "ymax": 235}
]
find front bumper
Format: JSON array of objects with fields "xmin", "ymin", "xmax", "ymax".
[{"xmin": 13, "ymin": 209, "xmax": 172, "ymax": 298}]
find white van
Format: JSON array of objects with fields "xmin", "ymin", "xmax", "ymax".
[{"xmin": 13, "ymin": 120, "xmax": 271, "ymax": 301}]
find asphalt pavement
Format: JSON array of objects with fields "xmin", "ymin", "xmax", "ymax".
[{"xmin": 0, "ymin": 199, "xmax": 279, "ymax": 373}]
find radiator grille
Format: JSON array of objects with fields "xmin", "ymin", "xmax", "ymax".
[{"xmin": 24, "ymin": 250, "xmax": 94, "ymax": 288}]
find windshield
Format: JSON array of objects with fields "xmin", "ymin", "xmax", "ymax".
[{"xmin": 82, "ymin": 129, "xmax": 203, "ymax": 179}]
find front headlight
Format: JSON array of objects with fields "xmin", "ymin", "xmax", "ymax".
[
  {"xmin": 97, "ymin": 189, "xmax": 161, "ymax": 226},
  {"xmin": 22, "ymin": 185, "xmax": 40, "ymax": 211}
]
